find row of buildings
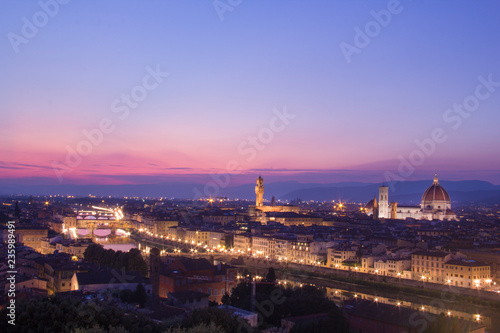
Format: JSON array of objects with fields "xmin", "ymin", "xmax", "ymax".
[
  {"xmin": 1, "ymin": 211, "xmax": 496, "ymax": 292},
  {"xmin": 0, "ymin": 241, "xmax": 237, "ymax": 307},
  {"xmin": 138, "ymin": 220, "xmax": 494, "ymax": 290}
]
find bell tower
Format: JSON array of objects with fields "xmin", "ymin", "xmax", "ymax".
[
  {"xmin": 255, "ymin": 175, "xmax": 264, "ymax": 207},
  {"xmin": 378, "ymin": 185, "xmax": 389, "ymax": 219}
]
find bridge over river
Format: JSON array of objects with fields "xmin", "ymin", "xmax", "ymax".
[{"xmin": 75, "ymin": 219, "xmax": 134, "ymax": 237}]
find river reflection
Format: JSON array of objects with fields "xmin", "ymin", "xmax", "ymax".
[
  {"xmin": 93, "ymin": 236, "xmax": 137, "ymax": 252},
  {"xmin": 279, "ymin": 279, "xmax": 490, "ymax": 328}
]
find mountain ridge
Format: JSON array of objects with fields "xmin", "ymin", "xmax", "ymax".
[{"xmin": 1, "ymin": 179, "xmax": 499, "ymax": 204}]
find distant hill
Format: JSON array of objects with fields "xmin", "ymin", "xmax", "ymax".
[
  {"xmin": 0, "ymin": 182, "xmax": 204, "ymax": 199},
  {"xmin": 1, "ymin": 179, "xmax": 499, "ymax": 204},
  {"xmin": 279, "ymin": 180, "xmax": 500, "ymax": 204}
]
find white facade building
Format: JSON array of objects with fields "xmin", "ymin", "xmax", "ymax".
[{"xmin": 366, "ymin": 175, "xmax": 457, "ymax": 221}]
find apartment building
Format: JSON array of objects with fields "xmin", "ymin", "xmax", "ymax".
[
  {"xmin": 233, "ymin": 234, "xmax": 252, "ymax": 254},
  {"xmin": 444, "ymin": 259, "xmax": 491, "ymax": 288},
  {"xmin": 154, "ymin": 220, "xmax": 179, "ymax": 235},
  {"xmin": 411, "ymin": 250, "xmax": 465, "ymax": 283},
  {"xmin": 327, "ymin": 248, "xmax": 357, "ymax": 269}
]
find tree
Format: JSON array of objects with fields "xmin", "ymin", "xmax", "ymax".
[
  {"xmin": 228, "ymin": 280, "xmax": 252, "ymax": 310},
  {"xmin": 266, "ymin": 267, "xmax": 276, "ymax": 282},
  {"xmin": 290, "ymin": 309, "xmax": 349, "ymax": 333},
  {"xmin": 0, "ymin": 211, "xmax": 10, "ymax": 224},
  {"xmin": 227, "ymin": 281, "xmax": 349, "ymax": 330},
  {"xmin": 84, "ymin": 244, "xmax": 104, "ymax": 263},
  {"xmin": 127, "ymin": 249, "xmax": 148, "ymax": 276},
  {"xmin": 424, "ymin": 313, "xmax": 462, "ymax": 333},
  {"xmin": 134, "ymin": 283, "xmax": 148, "ymax": 308},
  {"xmin": 84, "ymin": 244, "xmax": 148, "ymax": 277},
  {"xmin": 0, "ymin": 296, "xmax": 165, "ymax": 333},
  {"xmin": 221, "ymin": 292, "xmax": 230, "ymax": 307},
  {"xmin": 242, "ymin": 268, "xmax": 252, "ymax": 280},
  {"xmin": 14, "ymin": 201, "xmax": 21, "ymax": 218},
  {"xmin": 179, "ymin": 308, "xmax": 253, "ymax": 333},
  {"xmin": 120, "ymin": 289, "xmax": 134, "ymax": 304},
  {"xmin": 101, "ymin": 249, "xmax": 115, "ymax": 267}
]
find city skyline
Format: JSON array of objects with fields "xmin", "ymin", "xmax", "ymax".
[{"xmin": 1, "ymin": 1, "xmax": 500, "ymax": 188}]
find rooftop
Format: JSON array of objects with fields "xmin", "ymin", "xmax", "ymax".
[
  {"xmin": 411, "ymin": 250, "xmax": 450, "ymax": 257},
  {"xmin": 169, "ymin": 290, "xmax": 209, "ymax": 300},
  {"xmin": 75, "ymin": 269, "xmax": 147, "ymax": 286},
  {"xmin": 446, "ymin": 259, "xmax": 489, "ymax": 267}
]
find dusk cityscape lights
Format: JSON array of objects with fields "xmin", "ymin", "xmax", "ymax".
[{"xmin": 1, "ymin": 1, "xmax": 500, "ymax": 332}]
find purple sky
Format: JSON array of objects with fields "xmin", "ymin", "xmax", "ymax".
[{"xmin": 1, "ymin": 0, "xmax": 500, "ymax": 186}]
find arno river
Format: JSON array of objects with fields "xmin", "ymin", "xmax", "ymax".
[{"xmin": 95, "ymin": 235, "xmax": 497, "ymax": 332}]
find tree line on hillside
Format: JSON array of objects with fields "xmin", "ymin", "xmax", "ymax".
[
  {"xmin": 0, "ymin": 296, "xmax": 163, "ymax": 333},
  {"xmin": 0, "ymin": 297, "xmax": 252, "ymax": 333}
]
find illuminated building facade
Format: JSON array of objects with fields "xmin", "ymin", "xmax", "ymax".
[{"xmin": 366, "ymin": 175, "xmax": 457, "ymax": 221}]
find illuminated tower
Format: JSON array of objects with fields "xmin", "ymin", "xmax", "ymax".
[
  {"xmin": 255, "ymin": 175, "xmax": 264, "ymax": 207},
  {"xmin": 372, "ymin": 194, "xmax": 378, "ymax": 218},
  {"xmin": 150, "ymin": 248, "xmax": 161, "ymax": 296},
  {"xmin": 378, "ymin": 185, "xmax": 389, "ymax": 219}
]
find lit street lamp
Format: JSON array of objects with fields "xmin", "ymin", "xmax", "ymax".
[{"xmin": 421, "ymin": 275, "xmax": 427, "ymax": 288}]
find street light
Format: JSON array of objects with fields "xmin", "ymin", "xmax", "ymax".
[{"xmin": 421, "ymin": 275, "xmax": 427, "ymax": 288}]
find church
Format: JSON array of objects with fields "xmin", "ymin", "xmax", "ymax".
[{"xmin": 365, "ymin": 174, "xmax": 458, "ymax": 221}]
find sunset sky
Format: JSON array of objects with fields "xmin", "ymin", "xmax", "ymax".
[{"xmin": 1, "ymin": 0, "xmax": 500, "ymax": 187}]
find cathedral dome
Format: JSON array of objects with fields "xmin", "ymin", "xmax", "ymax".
[
  {"xmin": 365, "ymin": 199, "xmax": 375, "ymax": 209},
  {"xmin": 421, "ymin": 175, "xmax": 450, "ymax": 206}
]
